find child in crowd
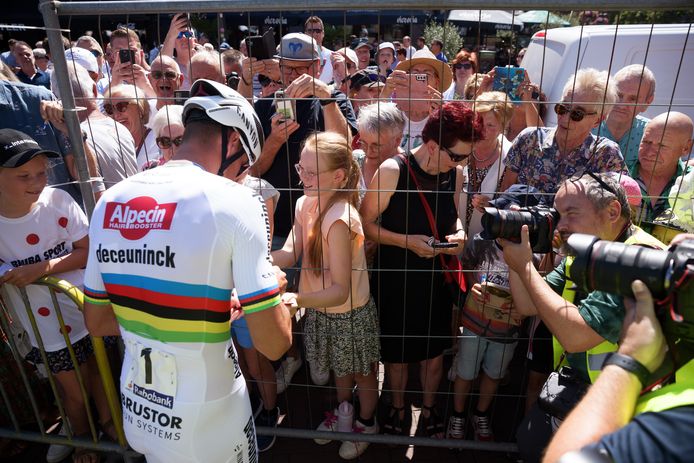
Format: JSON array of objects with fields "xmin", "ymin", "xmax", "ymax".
[
  {"xmin": 272, "ymin": 132, "xmax": 380, "ymax": 460},
  {"xmin": 0, "ymin": 129, "xmax": 114, "ymax": 462},
  {"xmin": 447, "ymin": 185, "xmax": 540, "ymax": 442}
]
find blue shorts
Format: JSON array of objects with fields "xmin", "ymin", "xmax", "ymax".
[
  {"xmin": 455, "ymin": 327, "xmax": 517, "ymax": 381},
  {"xmin": 231, "ymin": 317, "xmax": 253, "ymax": 349}
]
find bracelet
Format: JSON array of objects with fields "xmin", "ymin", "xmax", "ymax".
[
  {"xmin": 602, "ymin": 352, "xmax": 651, "ymax": 387},
  {"xmin": 320, "ymin": 98, "xmax": 336, "ymax": 107}
]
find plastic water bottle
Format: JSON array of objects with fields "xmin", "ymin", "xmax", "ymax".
[{"xmin": 337, "ymin": 400, "xmax": 353, "ymax": 432}]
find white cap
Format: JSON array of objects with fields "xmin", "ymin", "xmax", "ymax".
[
  {"xmin": 335, "ymin": 47, "xmax": 358, "ymax": 67},
  {"xmin": 65, "ymin": 47, "xmax": 98, "ymax": 75},
  {"xmin": 378, "ymin": 42, "xmax": 395, "ymax": 53}
]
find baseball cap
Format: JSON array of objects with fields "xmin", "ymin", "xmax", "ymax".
[
  {"xmin": 65, "ymin": 47, "xmax": 99, "ymax": 75},
  {"xmin": 349, "ymin": 68, "xmax": 386, "ymax": 90},
  {"xmin": 0, "ymin": 129, "xmax": 59, "ymax": 168},
  {"xmin": 378, "ymin": 42, "xmax": 395, "ymax": 53},
  {"xmin": 275, "ymin": 33, "xmax": 320, "ymax": 62},
  {"xmin": 488, "ymin": 184, "xmax": 543, "ymax": 210},
  {"xmin": 335, "ymin": 47, "xmax": 358, "ymax": 67},
  {"xmin": 351, "ymin": 38, "xmax": 372, "ymax": 51}
]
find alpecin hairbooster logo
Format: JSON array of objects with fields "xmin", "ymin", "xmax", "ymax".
[{"xmin": 104, "ymin": 197, "xmax": 177, "ymax": 240}]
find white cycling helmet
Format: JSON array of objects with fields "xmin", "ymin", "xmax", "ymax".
[{"xmin": 183, "ymin": 79, "xmax": 264, "ymax": 173}]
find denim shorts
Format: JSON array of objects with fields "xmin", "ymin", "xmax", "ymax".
[{"xmin": 455, "ymin": 327, "xmax": 518, "ymax": 380}]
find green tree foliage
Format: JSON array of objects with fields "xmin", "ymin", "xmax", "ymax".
[
  {"xmin": 614, "ymin": 10, "xmax": 694, "ymax": 25},
  {"xmin": 423, "ymin": 21, "xmax": 463, "ymax": 59}
]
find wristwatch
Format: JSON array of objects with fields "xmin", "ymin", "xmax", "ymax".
[{"xmin": 602, "ymin": 352, "xmax": 650, "ymax": 387}]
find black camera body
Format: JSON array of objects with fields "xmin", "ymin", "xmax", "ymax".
[
  {"xmin": 481, "ymin": 206, "xmax": 559, "ymax": 253},
  {"xmin": 568, "ymin": 234, "xmax": 694, "ymax": 351}
]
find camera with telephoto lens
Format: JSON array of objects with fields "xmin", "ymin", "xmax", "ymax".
[
  {"xmin": 481, "ymin": 206, "xmax": 559, "ymax": 253},
  {"xmin": 567, "ymin": 234, "xmax": 694, "ymax": 351}
]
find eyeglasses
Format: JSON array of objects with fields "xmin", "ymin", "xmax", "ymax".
[
  {"xmin": 90, "ymin": 50, "xmax": 102, "ymax": 58},
  {"xmin": 294, "ymin": 163, "xmax": 329, "ymax": 180},
  {"xmin": 156, "ymin": 136, "xmax": 184, "ymax": 149},
  {"xmin": 177, "ymin": 31, "xmax": 194, "ymax": 39},
  {"xmin": 281, "ymin": 64, "xmax": 311, "ymax": 76},
  {"xmin": 554, "ymin": 103, "xmax": 598, "ymax": 122},
  {"xmin": 440, "ymin": 145, "xmax": 472, "ymax": 163},
  {"xmin": 103, "ymin": 101, "xmax": 134, "ymax": 115},
  {"xmin": 151, "ymin": 70, "xmax": 179, "ymax": 80},
  {"xmin": 305, "ymin": 28, "xmax": 323, "ymax": 34},
  {"xmin": 454, "ymin": 62, "xmax": 473, "ymax": 70}
]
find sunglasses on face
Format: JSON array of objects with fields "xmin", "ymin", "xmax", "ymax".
[
  {"xmin": 90, "ymin": 50, "xmax": 103, "ymax": 58},
  {"xmin": 454, "ymin": 62, "xmax": 473, "ymax": 70},
  {"xmin": 177, "ymin": 31, "xmax": 194, "ymax": 39},
  {"xmin": 305, "ymin": 28, "xmax": 323, "ymax": 34},
  {"xmin": 441, "ymin": 145, "xmax": 471, "ymax": 163},
  {"xmin": 156, "ymin": 136, "xmax": 184, "ymax": 149},
  {"xmin": 151, "ymin": 70, "xmax": 179, "ymax": 80},
  {"xmin": 104, "ymin": 101, "xmax": 134, "ymax": 115},
  {"xmin": 554, "ymin": 103, "xmax": 598, "ymax": 122}
]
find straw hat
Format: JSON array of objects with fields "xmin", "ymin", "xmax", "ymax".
[{"xmin": 394, "ymin": 48, "xmax": 453, "ymax": 91}]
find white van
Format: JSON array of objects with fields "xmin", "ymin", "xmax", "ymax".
[{"xmin": 522, "ymin": 24, "xmax": 694, "ymax": 126}]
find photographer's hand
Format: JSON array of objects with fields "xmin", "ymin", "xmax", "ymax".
[
  {"xmin": 619, "ymin": 280, "xmax": 667, "ymax": 373},
  {"xmin": 498, "ymin": 224, "xmax": 533, "ymax": 273}
]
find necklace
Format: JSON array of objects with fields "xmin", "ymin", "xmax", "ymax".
[{"xmin": 472, "ymin": 139, "xmax": 500, "ymax": 163}]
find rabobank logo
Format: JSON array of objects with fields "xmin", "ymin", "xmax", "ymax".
[
  {"xmin": 132, "ymin": 383, "xmax": 174, "ymax": 409},
  {"xmin": 103, "ymin": 197, "xmax": 177, "ymax": 240}
]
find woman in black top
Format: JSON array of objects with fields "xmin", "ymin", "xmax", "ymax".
[{"xmin": 360, "ymin": 102, "xmax": 484, "ymax": 437}]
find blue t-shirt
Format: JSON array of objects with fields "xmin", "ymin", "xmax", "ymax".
[
  {"xmin": 593, "ymin": 114, "xmax": 649, "ymax": 170},
  {"xmin": 0, "ymin": 80, "xmax": 81, "ymax": 205},
  {"xmin": 16, "ymin": 69, "xmax": 51, "ymax": 90},
  {"xmin": 583, "ymin": 406, "xmax": 694, "ymax": 463}
]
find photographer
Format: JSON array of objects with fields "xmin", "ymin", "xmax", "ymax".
[
  {"xmin": 500, "ymin": 173, "xmax": 666, "ymax": 462},
  {"xmin": 544, "ymin": 234, "xmax": 694, "ymax": 462}
]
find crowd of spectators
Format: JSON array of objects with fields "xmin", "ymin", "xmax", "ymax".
[{"xmin": 0, "ymin": 11, "xmax": 693, "ymax": 463}]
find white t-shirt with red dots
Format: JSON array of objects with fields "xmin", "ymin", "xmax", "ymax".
[{"xmin": 0, "ymin": 187, "xmax": 90, "ymax": 352}]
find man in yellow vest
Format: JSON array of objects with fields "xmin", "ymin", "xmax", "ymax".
[
  {"xmin": 500, "ymin": 173, "xmax": 665, "ymax": 463},
  {"xmin": 544, "ymin": 230, "xmax": 694, "ymax": 462}
]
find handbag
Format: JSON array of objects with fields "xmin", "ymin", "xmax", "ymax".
[
  {"xmin": 399, "ymin": 154, "xmax": 467, "ymax": 300},
  {"xmin": 537, "ymin": 365, "xmax": 590, "ymax": 420}
]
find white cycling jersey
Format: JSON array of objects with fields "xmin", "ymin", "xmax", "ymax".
[{"xmin": 84, "ymin": 160, "xmax": 279, "ymax": 463}]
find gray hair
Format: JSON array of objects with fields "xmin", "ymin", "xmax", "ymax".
[
  {"xmin": 562, "ymin": 68, "xmax": 618, "ymax": 116},
  {"xmin": 614, "ymin": 64, "xmax": 656, "ymax": 100},
  {"xmin": 566, "ymin": 172, "xmax": 631, "ymax": 222},
  {"xmin": 51, "ymin": 62, "xmax": 95, "ymax": 103},
  {"xmin": 151, "ymin": 104, "xmax": 184, "ymax": 138},
  {"xmin": 357, "ymin": 102, "xmax": 406, "ymax": 137}
]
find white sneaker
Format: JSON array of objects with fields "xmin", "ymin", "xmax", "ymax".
[
  {"xmin": 46, "ymin": 426, "xmax": 73, "ymax": 463},
  {"xmin": 338, "ymin": 419, "xmax": 379, "ymax": 460},
  {"xmin": 275, "ymin": 356, "xmax": 302, "ymax": 394},
  {"xmin": 309, "ymin": 361, "xmax": 329, "ymax": 386},
  {"xmin": 314, "ymin": 409, "xmax": 338, "ymax": 445}
]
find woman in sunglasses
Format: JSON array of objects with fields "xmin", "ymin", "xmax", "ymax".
[
  {"xmin": 360, "ymin": 102, "xmax": 483, "ymax": 439},
  {"xmin": 500, "ymin": 68, "xmax": 625, "ymax": 197},
  {"xmin": 443, "ymin": 50, "xmax": 477, "ymax": 101},
  {"xmin": 143, "ymin": 104, "xmax": 184, "ymax": 170},
  {"xmin": 104, "ymin": 84, "xmax": 157, "ymax": 170}
]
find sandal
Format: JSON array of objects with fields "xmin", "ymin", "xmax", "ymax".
[
  {"xmin": 419, "ymin": 405, "xmax": 445, "ymax": 439},
  {"xmin": 383, "ymin": 405, "xmax": 408, "ymax": 435}
]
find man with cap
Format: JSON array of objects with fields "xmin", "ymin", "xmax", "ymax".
[
  {"xmin": 381, "ymin": 48, "xmax": 453, "ymax": 151},
  {"xmin": 331, "ymin": 46, "xmax": 358, "ymax": 95},
  {"xmin": 376, "ymin": 42, "xmax": 396, "ymax": 77},
  {"xmin": 65, "ymin": 47, "xmax": 100, "ymax": 82},
  {"xmin": 348, "ymin": 68, "xmax": 385, "ymax": 116},
  {"xmin": 250, "ymin": 32, "xmax": 357, "ymax": 245},
  {"xmin": 84, "ymin": 79, "xmax": 292, "ymax": 463},
  {"xmin": 352, "ymin": 38, "xmax": 373, "ymax": 70}
]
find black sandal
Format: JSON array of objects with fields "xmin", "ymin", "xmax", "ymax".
[
  {"xmin": 419, "ymin": 405, "xmax": 445, "ymax": 439},
  {"xmin": 383, "ymin": 405, "xmax": 407, "ymax": 435}
]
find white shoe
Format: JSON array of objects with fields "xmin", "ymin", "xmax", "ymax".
[
  {"xmin": 46, "ymin": 426, "xmax": 73, "ymax": 463},
  {"xmin": 309, "ymin": 362, "xmax": 329, "ymax": 386},
  {"xmin": 314, "ymin": 409, "xmax": 339, "ymax": 445},
  {"xmin": 338, "ymin": 419, "xmax": 379, "ymax": 460},
  {"xmin": 275, "ymin": 356, "xmax": 302, "ymax": 394}
]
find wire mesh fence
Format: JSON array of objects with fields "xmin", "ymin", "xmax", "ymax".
[{"xmin": 0, "ymin": 0, "xmax": 691, "ymax": 460}]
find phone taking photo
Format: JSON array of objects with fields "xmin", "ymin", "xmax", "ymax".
[
  {"xmin": 245, "ymin": 29, "xmax": 276, "ymax": 61},
  {"xmin": 274, "ymin": 90, "xmax": 294, "ymax": 121},
  {"xmin": 118, "ymin": 48, "xmax": 136, "ymax": 64}
]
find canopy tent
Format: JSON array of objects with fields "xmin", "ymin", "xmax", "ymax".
[
  {"xmin": 515, "ymin": 10, "xmax": 571, "ymax": 26},
  {"xmin": 447, "ymin": 10, "xmax": 523, "ymax": 33}
]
